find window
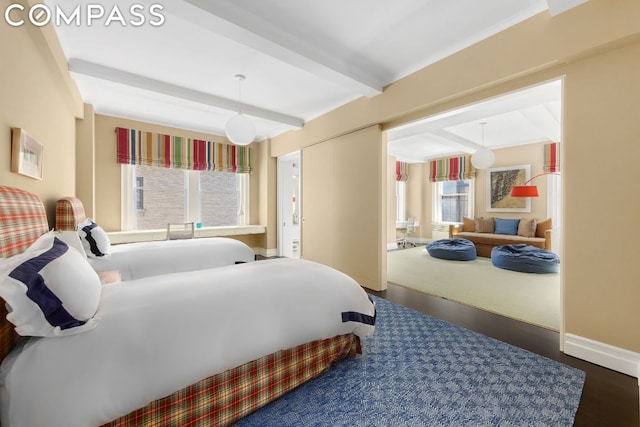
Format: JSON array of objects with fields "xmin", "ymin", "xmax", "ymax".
[
  {"xmin": 135, "ymin": 177, "xmax": 144, "ymax": 210},
  {"xmin": 200, "ymin": 171, "xmax": 244, "ymax": 226},
  {"xmin": 122, "ymin": 165, "xmax": 249, "ymax": 230},
  {"xmin": 396, "ymin": 181, "xmax": 406, "ymax": 222},
  {"xmin": 433, "ymin": 179, "xmax": 474, "ymax": 223}
]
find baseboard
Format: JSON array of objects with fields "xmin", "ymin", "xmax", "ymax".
[
  {"xmin": 253, "ymin": 247, "xmax": 278, "ymax": 258},
  {"xmin": 564, "ymin": 333, "xmax": 640, "ymax": 379}
]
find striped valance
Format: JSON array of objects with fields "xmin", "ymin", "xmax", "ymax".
[
  {"xmin": 396, "ymin": 161, "xmax": 409, "ymax": 182},
  {"xmin": 543, "ymin": 142, "xmax": 560, "ymax": 173},
  {"xmin": 429, "ymin": 156, "xmax": 475, "ymax": 182},
  {"xmin": 116, "ymin": 127, "xmax": 252, "ymax": 173}
]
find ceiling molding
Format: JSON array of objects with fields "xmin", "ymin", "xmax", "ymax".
[
  {"xmin": 68, "ymin": 59, "xmax": 304, "ymax": 127},
  {"xmin": 545, "ymin": 0, "xmax": 589, "ymax": 16},
  {"xmin": 179, "ymin": 0, "xmax": 383, "ymax": 97}
]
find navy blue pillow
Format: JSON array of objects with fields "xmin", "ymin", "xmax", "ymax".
[{"xmin": 494, "ymin": 218, "xmax": 520, "ymax": 235}]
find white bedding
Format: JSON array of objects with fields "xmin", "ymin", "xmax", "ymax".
[
  {"xmin": 88, "ymin": 237, "xmax": 256, "ymax": 280},
  {"xmin": 0, "ymin": 258, "xmax": 375, "ymax": 427}
]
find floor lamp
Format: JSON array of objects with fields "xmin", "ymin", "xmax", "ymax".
[{"xmin": 511, "ymin": 172, "xmax": 560, "ymax": 197}]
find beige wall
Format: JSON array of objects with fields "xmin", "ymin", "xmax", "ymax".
[
  {"xmin": 0, "ymin": 3, "xmax": 83, "ymax": 224},
  {"xmin": 256, "ymin": 139, "xmax": 277, "ymax": 250},
  {"xmin": 405, "ymin": 163, "xmax": 428, "ymax": 241},
  {"xmin": 87, "ymin": 113, "xmax": 263, "ymax": 247},
  {"xmin": 301, "ymin": 126, "xmax": 386, "ymax": 290},
  {"xmin": 386, "ymin": 156, "xmax": 397, "ymax": 247},
  {"xmin": 474, "ymin": 143, "xmax": 549, "ymax": 221},
  {"xmin": 272, "ymin": 0, "xmax": 640, "ymax": 354},
  {"xmin": 563, "ymin": 41, "xmax": 640, "ymax": 352},
  {"xmin": 76, "ymin": 103, "xmax": 96, "ymax": 219}
]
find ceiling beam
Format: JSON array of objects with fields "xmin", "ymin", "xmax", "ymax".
[
  {"xmin": 517, "ymin": 106, "xmax": 561, "ymax": 142},
  {"xmin": 178, "ymin": 0, "xmax": 383, "ymax": 97},
  {"xmin": 68, "ymin": 59, "xmax": 304, "ymax": 127},
  {"xmin": 430, "ymin": 129, "xmax": 483, "ymax": 151}
]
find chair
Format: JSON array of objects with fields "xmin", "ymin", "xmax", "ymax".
[
  {"xmin": 166, "ymin": 222, "xmax": 195, "ymax": 240},
  {"xmin": 397, "ymin": 218, "xmax": 417, "ymax": 248}
]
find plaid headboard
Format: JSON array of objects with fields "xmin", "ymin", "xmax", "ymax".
[
  {"xmin": 55, "ymin": 197, "xmax": 87, "ymax": 231},
  {"xmin": 0, "ymin": 186, "xmax": 50, "ymax": 361},
  {"xmin": 0, "ymin": 186, "xmax": 49, "ymax": 258}
]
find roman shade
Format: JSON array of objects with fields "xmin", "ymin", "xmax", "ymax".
[
  {"xmin": 396, "ymin": 161, "xmax": 409, "ymax": 182},
  {"xmin": 543, "ymin": 142, "xmax": 560, "ymax": 173},
  {"xmin": 116, "ymin": 127, "xmax": 252, "ymax": 173},
  {"xmin": 429, "ymin": 156, "xmax": 475, "ymax": 182}
]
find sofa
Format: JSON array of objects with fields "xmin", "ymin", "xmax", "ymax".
[{"xmin": 449, "ymin": 216, "xmax": 552, "ymax": 258}]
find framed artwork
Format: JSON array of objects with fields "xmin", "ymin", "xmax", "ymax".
[
  {"xmin": 486, "ymin": 164, "xmax": 530, "ymax": 212},
  {"xmin": 11, "ymin": 127, "xmax": 44, "ymax": 180}
]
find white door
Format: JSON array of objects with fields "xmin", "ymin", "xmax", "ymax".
[{"xmin": 277, "ymin": 152, "xmax": 301, "ymax": 258}]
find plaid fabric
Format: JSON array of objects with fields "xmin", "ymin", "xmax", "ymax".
[
  {"xmin": 0, "ymin": 303, "xmax": 20, "ymax": 362},
  {"xmin": 102, "ymin": 334, "xmax": 361, "ymax": 427},
  {"xmin": 55, "ymin": 197, "xmax": 87, "ymax": 231},
  {"xmin": 0, "ymin": 186, "xmax": 50, "ymax": 360},
  {"xmin": 0, "ymin": 186, "xmax": 49, "ymax": 258}
]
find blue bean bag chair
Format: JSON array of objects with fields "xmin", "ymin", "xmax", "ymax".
[
  {"xmin": 491, "ymin": 244, "xmax": 560, "ymax": 274},
  {"xmin": 426, "ymin": 238, "xmax": 477, "ymax": 261}
]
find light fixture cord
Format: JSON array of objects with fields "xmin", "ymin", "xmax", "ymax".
[
  {"xmin": 235, "ymin": 74, "xmax": 245, "ymax": 114},
  {"xmin": 523, "ymin": 172, "xmax": 561, "ymax": 185},
  {"xmin": 480, "ymin": 121, "xmax": 486, "ymax": 148}
]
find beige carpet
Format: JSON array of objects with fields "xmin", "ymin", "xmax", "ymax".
[{"xmin": 387, "ymin": 246, "xmax": 560, "ymax": 330}]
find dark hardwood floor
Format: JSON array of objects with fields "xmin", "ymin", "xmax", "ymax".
[{"xmin": 367, "ymin": 283, "xmax": 639, "ymax": 427}]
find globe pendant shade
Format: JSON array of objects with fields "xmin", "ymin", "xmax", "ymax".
[
  {"xmin": 471, "ymin": 147, "xmax": 495, "ymax": 169},
  {"xmin": 225, "ymin": 113, "xmax": 256, "ymax": 146}
]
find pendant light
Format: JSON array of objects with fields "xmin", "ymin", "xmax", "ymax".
[
  {"xmin": 225, "ymin": 74, "xmax": 256, "ymax": 146},
  {"xmin": 471, "ymin": 121, "xmax": 495, "ymax": 169}
]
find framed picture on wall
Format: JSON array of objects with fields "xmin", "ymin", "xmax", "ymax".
[
  {"xmin": 11, "ymin": 127, "xmax": 44, "ymax": 180},
  {"xmin": 486, "ymin": 164, "xmax": 530, "ymax": 212}
]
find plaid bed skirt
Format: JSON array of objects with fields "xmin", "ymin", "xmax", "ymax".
[
  {"xmin": 102, "ymin": 334, "xmax": 361, "ymax": 426},
  {"xmin": 0, "ymin": 303, "xmax": 19, "ymax": 363}
]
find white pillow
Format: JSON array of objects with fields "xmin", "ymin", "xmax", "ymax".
[
  {"xmin": 0, "ymin": 231, "xmax": 101, "ymax": 337},
  {"xmin": 77, "ymin": 218, "xmax": 111, "ymax": 258},
  {"xmin": 55, "ymin": 230, "xmax": 87, "ymax": 257}
]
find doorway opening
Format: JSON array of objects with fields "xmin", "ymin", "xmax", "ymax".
[
  {"xmin": 385, "ymin": 78, "xmax": 564, "ymax": 331},
  {"xmin": 277, "ymin": 151, "xmax": 301, "ymax": 258}
]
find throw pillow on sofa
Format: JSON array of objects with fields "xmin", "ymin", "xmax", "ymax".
[
  {"xmin": 474, "ymin": 217, "xmax": 495, "ymax": 233},
  {"xmin": 494, "ymin": 218, "xmax": 520, "ymax": 235},
  {"xmin": 462, "ymin": 217, "xmax": 476, "ymax": 232},
  {"xmin": 517, "ymin": 218, "xmax": 537, "ymax": 238}
]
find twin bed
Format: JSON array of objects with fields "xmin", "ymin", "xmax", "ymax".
[
  {"xmin": 55, "ymin": 197, "xmax": 257, "ymax": 281},
  {"xmin": 0, "ymin": 186, "xmax": 376, "ymax": 426}
]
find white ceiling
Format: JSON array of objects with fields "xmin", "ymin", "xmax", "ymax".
[
  {"xmin": 45, "ymin": 0, "xmax": 579, "ymax": 158},
  {"xmin": 387, "ymin": 79, "xmax": 562, "ymax": 163}
]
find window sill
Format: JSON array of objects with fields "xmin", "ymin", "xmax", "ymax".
[{"xmin": 107, "ymin": 225, "xmax": 266, "ymax": 245}]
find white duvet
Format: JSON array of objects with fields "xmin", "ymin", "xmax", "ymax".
[
  {"xmin": 89, "ymin": 237, "xmax": 256, "ymax": 280},
  {"xmin": 0, "ymin": 258, "xmax": 375, "ymax": 427}
]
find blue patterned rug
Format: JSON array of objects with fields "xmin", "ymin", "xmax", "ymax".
[{"xmin": 235, "ymin": 296, "xmax": 585, "ymax": 426}]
